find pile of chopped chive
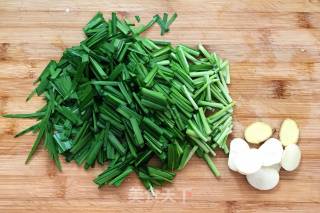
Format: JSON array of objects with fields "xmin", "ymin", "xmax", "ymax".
[{"xmin": 3, "ymin": 12, "xmax": 234, "ymax": 192}]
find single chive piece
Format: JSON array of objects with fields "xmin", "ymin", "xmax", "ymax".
[
  {"xmin": 104, "ymin": 92, "xmax": 127, "ymax": 106},
  {"xmin": 210, "ymin": 84, "xmax": 228, "ymax": 106},
  {"xmin": 129, "ymin": 117, "xmax": 144, "ymax": 147},
  {"xmin": 2, "ymin": 111, "xmax": 46, "ymax": 119},
  {"xmin": 203, "ymin": 154, "xmax": 220, "ymax": 177},
  {"xmin": 135, "ymin": 150, "xmax": 153, "ymax": 167},
  {"xmin": 84, "ymin": 131, "xmax": 105, "ymax": 169},
  {"xmin": 83, "ymin": 12, "xmax": 105, "ymax": 34},
  {"xmin": 218, "ymin": 116, "xmax": 233, "ymax": 132},
  {"xmin": 169, "ymin": 95, "xmax": 188, "ymax": 113},
  {"xmin": 37, "ymin": 79, "xmax": 51, "ymax": 96},
  {"xmin": 90, "ymin": 80, "xmax": 119, "ymax": 86},
  {"xmin": 135, "ymin": 15, "xmax": 141, "ymax": 22},
  {"xmin": 118, "ymin": 82, "xmax": 133, "ymax": 104},
  {"xmin": 131, "ymin": 44, "xmax": 149, "ymax": 57},
  {"xmin": 222, "ymin": 60, "xmax": 230, "ymax": 84},
  {"xmin": 167, "ymin": 143, "xmax": 177, "ymax": 171},
  {"xmin": 135, "ymin": 63, "xmax": 148, "ymax": 79},
  {"xmin": 70, "ymin": 132, "xmax": 92, "ymax": 155},
  {"xmin": 142, "ymin": 117, "xmax": 164, "ymax": 135},
  {"xmin": 117, "ymin": 43, "xmax": 130, "ymax": 62},
  {"xmin": 170, "ymin": 88, "xmax": 194, "ymax": 112},
  {"xmin": 184, "ymin": 51, "xmax": 200, "ymax": 64},
  {"xmin": 205, "ymin": 75, "xmax": 212, "ymax": 101},
  {"xmin": 186, "ymin": 128, "xmax": 198, "ymax": 138},
  {"xmin": 94, "ymin": 166, "xmax": 123, "ymax": 186},
  {"xmin": 211, "ymin": 113, "xmax": 231, "ymax": 130},
  {"xmin": 132, "ymin": 92, "xmax": 149, "ymax": 114},
  {"xmin": 92, "ymin": 110, "xmax": 98, "ymax": 132},
  {"xmin": 174, "ymin": 140, "xmax": 183, "ymax": 155},
  {"xmin": 181, "ymin": 45, "xmax": 200, "ymax": 57},
  {"xmin": 111, "ymin": 12, "xmax": 117, "ymax": 34},
  {"xmin": 25, "ymin": 101, "xmax": 53, "ymax": 163},
  {"xmin": 198, "ymin": 43, "xmax": 215, "ymax": 64},
  {"xmin": 125, "ymin": 133, "xmax": 138, "ymax": 158},
  {"xmin": 147, "ymin": 166, "xmax": 176, "ymax": 182},
  {"xmin": 104, "ymin": 85, "xmax": 126, "ymax": 101},
  {"xmin": 99, "ymin": 106, "xmax": 124, "ymax": 130},
  {"xmin": 156, "ymin": 69, "xmax": 172, "ymax": 84},
  {"xmin": 109, "ymin": 63, "xmax": 126, "ymax": 80},
  {"xmin": 170, "ymin": 52, "xmax": 178, "ymax": 61},
  {"xmin": 154, "ymin": 14, "xmax": 167, "ymax": 35},
  {"xmin": 143, "ymin": 66, "xmax": 158, "ymax": 87},
  {"xmin": 85, "ymin": 29, "xmax": 109, "ymax": 48},
  {"xmin": 166, "ymin": 12, "xmax": 177, "ymax": 29},
  {"xmin": 44, "ymin": 129, "xmax": 62, "ymax": 171},
  {"xmin": 117, "ymin": 20, "xmax": 131, "ymax": 35},
  {"xmin": 182, "ymin": 85, "xmax": 198, "ymax": 110},
  {"xmin": 163, "ymin": 13, "xmax": 168, "ymax": 26},
  {"xmin": 34, "ymin": 60, "xmax": 57, "ymax": 84},
  {"xmin": 172, "ymin": 100, "xmax": 193, "ymax": 118},
  {"xmin": 141, "ymin": 99, "xmax": 166, "ymax": 111},
  {"xmin": 156, "ymin": 60, "xmax": 170, "ymax": 66},
  {"xmin": 108, "ymin": 131, "xmax": 126, "ymax": 155},
  {"xmin": 198, "ymin": 101, "xmax": 224, "ymax": 109},
  {"xmin": 221, "ymin": 137, "xmax": 229, "ymax": 154},
  {"xmin": 216, "ymin": 80, "xmax": 232, "ymax": 103},
  {"xmin": 194, "ymin": 112, "xmax": 204, "ymax": 134},
  {"xmin": 198, "ymin": 107, "xmax": 212, "ymax": 135},
  {"xmin": 151, "ymin": 53, "xmax": 170, "ymax": 64},
  {"xmin": 140, "ymin": 38, "xmax": 160, "ymax": 50},
  {"xmin": 144, "ymin": 133, "xmax": 163, "ymax": 155},
  {"xmin": 26, "ymin": 90, "xmax": 36, "ymax": 102},
  {"xmin": 190, "ymin": 63, "xmax": 213, "ymax": 71},
  {"xmin": 170, "ymin": 106, "xmax": 184, "ymax": 130},
  {"xmin": 192, "ymin": 77, "xmax": 218, "ymax": 99},
  {"xmin": 189, "ymin": 136, "xmax": 209, "ymax": 153},
  {"xmin": 216, "ymin": 125, "xmax": 232, "ymax": 146},
  {"xmin": 207, "ymin": 102, "xmax": 235, "ymax": 123},
  {"xmin": 176, "ymin": 46, "xmax": 189, "ymax": 73},
  {"xmin": 190, "ymin": 71, "xmax": 215, "ymax": 77},
  {"xmin": 171, "ymin": 62, "xmax": 194, "ymax": 91},
  {"xmin": 90, "ymin": 57, "xmax": 107, "ymax": 79},
  {"xmin": 151, "ymin": 46, "xmax": 171, "ymax": 58},
  {"xmin": 178, "ymin": 145, "xmax": 198, "ymax": 170},
  {"xmin": 136, "ymin": 15, "xmax": 158, "ymax": 34},
  {"xmin": 152, "ymin": 40, "xmax": 171, "ymax": 46},
  {"xmin": 141, "ymin": 88, "xmax": 167, "ymax": 106},
  {"xmin": 14, "ymin": 123, "xmax": 40, "ymax": 138},
  {"xmin": 109, "ymin": 166, "xmax": 134, "ymax": 186},
  {"xmin": 188, "ymin": 120, "xmax": 207, "ymax": 142},
  {"xmin": 55, "ymin": 106, "xmax": 81, "ymax": 125}
]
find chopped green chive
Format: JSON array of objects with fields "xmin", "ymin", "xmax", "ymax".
[
  {"xmin": 129, "ymin": 117, "xmax": 144, "ymax": 147},
  {"xmin": 135, "ymin": 15, "xmax": 141, "ymax": 22},
  {"xmin": 182, "ymin": 85, "xmax": 198, "ymax": 110},
  {"xmin": 3, "ymin": 11, "xmax": 233, "ymax": 191},
  {"xmin": 176, "ymin": 46, "xmax": 189, "ymax": 73},
  {"xmin": 203, "ymin": 153, "xmax": 220, "ymax": 177}
]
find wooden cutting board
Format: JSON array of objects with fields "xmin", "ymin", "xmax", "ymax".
[{"xmin": 0, "ymin": 0, "xmax": 319, "ymax": 212}]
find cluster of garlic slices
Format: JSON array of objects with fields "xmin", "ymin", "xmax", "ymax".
[{"xmin": 228, "ymin": 119, "xmax": 301, "ymax": 190}]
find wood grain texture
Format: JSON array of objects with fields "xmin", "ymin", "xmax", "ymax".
[{"xmin": 0, "ymin": 0, "xmax": 320, "ymax": 212}]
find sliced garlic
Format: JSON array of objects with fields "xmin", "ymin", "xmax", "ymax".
[
  {"xmin": 259, "ymin": 138, "xmax": 283, "ymax": 166},
  {"xmin": 281, "ymin": 144, "xmax": 301, "ymax": 171},
  {"xmin": 246, "ymin": 167, "xmax": 280, "ymax": 190},
  {"xmin": 235, "ymin": 148, "xmax": 262, "ymax": 175}
]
